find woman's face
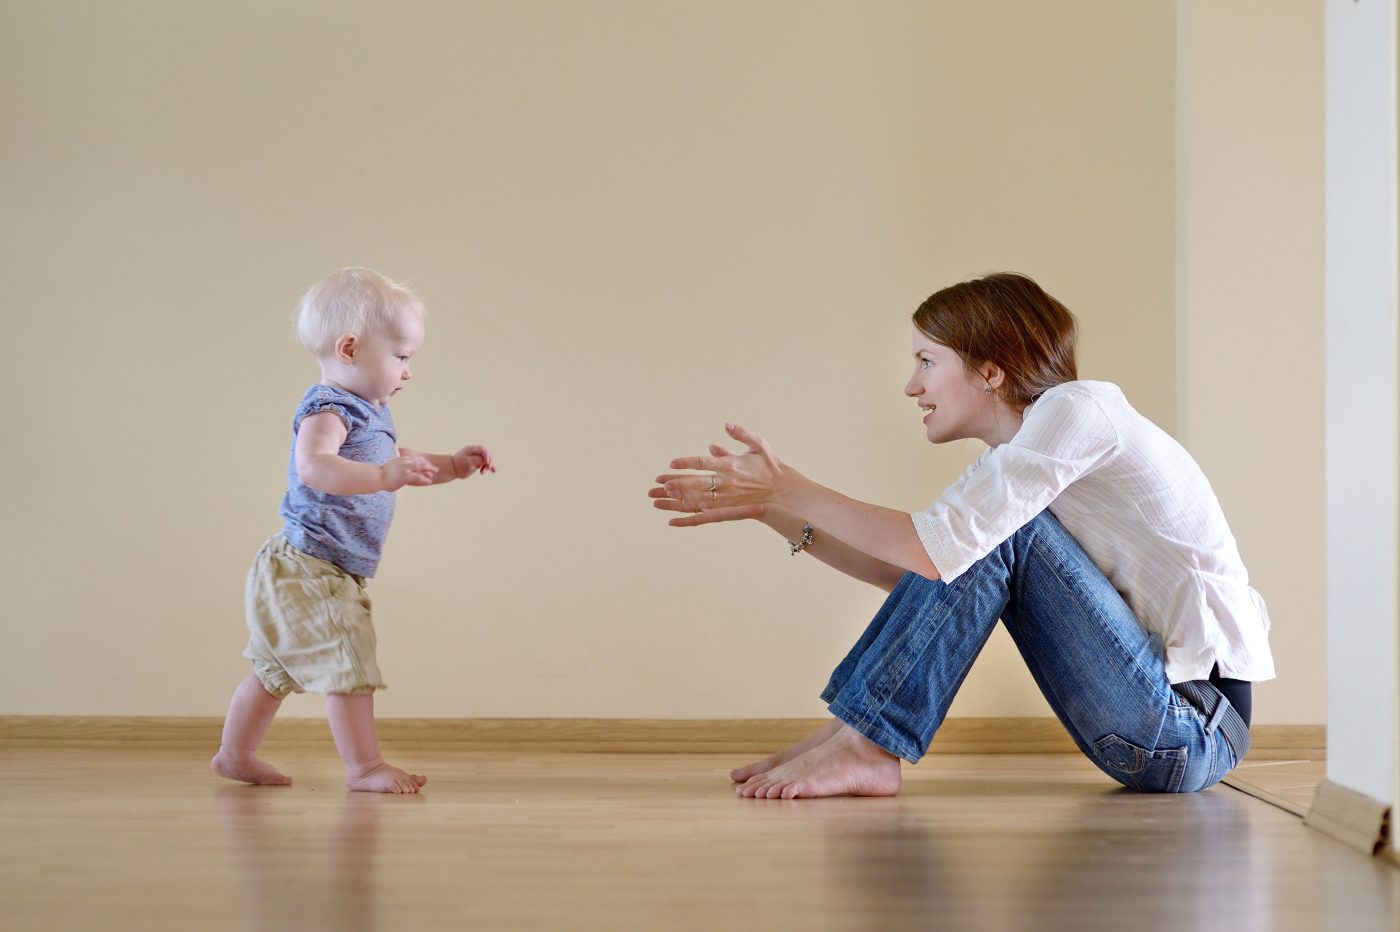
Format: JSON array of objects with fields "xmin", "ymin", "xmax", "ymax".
[{"xmin": 905, "ymin": 328, "xmax": 1006, "ymax": 446}]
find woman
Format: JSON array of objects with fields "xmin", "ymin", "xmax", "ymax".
[{"xmin": 650, "ymin": 272, "xmax": 1273, "ymax": 799}]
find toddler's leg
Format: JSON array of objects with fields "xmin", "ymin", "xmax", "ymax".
[
  {"xmin": 326, "ymin": 693, "xmax": 427, "ymax": 794},
  {"xmin": 211, "ymin": 673, "xmax": 292, "ymax": 785}
]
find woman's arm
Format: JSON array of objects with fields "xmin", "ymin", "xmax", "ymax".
[
  {"xmin": 650, "ymin": 487, "xmax": 910, "ymax": 591},
  {"xmin": 652, "ymin": 428, "xmax": 940, "ymax": 584},
  {"xmin": 769, "ymin": 474, "xmax": 940, "ymax": 581},
  {"xmin": 757, "ymin": 505, "xmax": 911, "ymax": 592}
]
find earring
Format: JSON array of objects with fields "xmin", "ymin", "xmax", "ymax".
[{"xmin": 984, "ymin": 387, "xmax": 992, "ymax": 395}]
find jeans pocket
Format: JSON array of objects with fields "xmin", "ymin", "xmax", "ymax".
[{"xmin": 1093, "ymin": 734, "xmax": 1188, "ymax": 793}]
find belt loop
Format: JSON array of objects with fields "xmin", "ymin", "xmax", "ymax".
[{"xmin": 1204, "ymin": 698, "xmax": 1229, "ymax": 735}]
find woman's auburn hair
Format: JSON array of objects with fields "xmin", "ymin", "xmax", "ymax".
[{"xmin": 912, "ymin": 272, "xmax": 1079, "ymax": 411}]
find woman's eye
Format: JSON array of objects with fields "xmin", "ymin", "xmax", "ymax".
[{"xmin": 920, "ymin": 358, "xmax": 932, "ymax": 369}]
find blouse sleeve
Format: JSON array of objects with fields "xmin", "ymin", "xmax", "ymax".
[
  {"xmin": 292, "ymin": 387, "xmax": 359, "ymax": 435},
  {"xmin": 910, "ymin": 388, "xmax": 1120, "ymax": 581}
]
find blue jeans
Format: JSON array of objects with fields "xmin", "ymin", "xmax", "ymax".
[{"xmin": 820, "ymin": 511, "xmax": 1245, "ymax": 793}]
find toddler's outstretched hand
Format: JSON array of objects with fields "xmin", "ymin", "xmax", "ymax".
[
  {"xmin": 381, "ymin": 455, "xmax": 438, "ymax": 491},
  {"xmin": 453, "ymin": 445, "xmax": 496, "ymax": 479}
]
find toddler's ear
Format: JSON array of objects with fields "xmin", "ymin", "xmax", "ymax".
[{"xmin": 334, "ymin": 333, "xmax": 357, "ymax": 363}]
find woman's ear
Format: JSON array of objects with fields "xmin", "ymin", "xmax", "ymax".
[
  {"xmin": 334, "ymin": 333, "xmax": 357, "ymax": 365},
  {"xmin": 980, "ymin": 361, "xmax": 1007, "ymax": 391}
]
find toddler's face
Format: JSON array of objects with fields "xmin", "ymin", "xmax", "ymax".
[{"xmin": 345, "ymin": 307, "xmax": 425, "ymax": 406}]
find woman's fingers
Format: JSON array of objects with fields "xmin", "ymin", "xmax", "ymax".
[
  {"xmin": 667, "ymin": 511, "xmax": 717, "ymax": 528},
  {"xmin": 652, "ymin": 474, "xmax": 704, "ymax": 487},
  {"xmin": 651, "ymin": 485, "xmax": 714, "ymax": 510},
  {"xmin": 668, "ymin": 455, "xmax": 723, "ymax": 472},
  {"xmin": 665, "ymin": 504, "xmax": 764, "ymax": 527},
  {"xmin": 652, "ymin": 493, "xmax": 706, "ymax": 517},
  {"xmin": 725, "ymin": 422, "xmax": 764, "ymax": 449},
  {"xmin": 653, "ymin": 471, "xmax": 725, "ymax": 503},
  {"xmin": 659, "ymin": 479, "xmax": 725, "ymax": 505},
  {"xmin": 651, "ymin": 497, "xmax": 696, "ymax": 513},
  {"xmin": 726, "ymin": 422, "xmax": 780, "ymax": 468}
]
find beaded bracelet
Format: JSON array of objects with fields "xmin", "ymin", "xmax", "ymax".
[{"xmin": 788, "ymin": 523, "xmax": 814, "ymax": 556}]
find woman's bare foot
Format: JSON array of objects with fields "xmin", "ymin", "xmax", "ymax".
[
  {"xmin": 730, "ymin": 718, "xmax": 845, "ymax": 783},
  {"xmin": 345, "ymin": 758, "xmax": 428, "ymax": 794},
  {"xmin": 210, "ymin": 748, "xmax": 292, "ymax": 786},
  {"xmin": 736, "ymin": 722, "xmax": 902, "ymax": 799}
]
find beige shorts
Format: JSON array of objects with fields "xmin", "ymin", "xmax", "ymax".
[{"xmin": 243, "ymin": 535, "xmax": 386, "ymax": 699}]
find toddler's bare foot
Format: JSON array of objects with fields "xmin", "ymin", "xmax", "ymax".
[
  {"xmin": 210, "ymin": 748, "xmax": 292, "ymax": 786},
  {"xmin": 730, "ymin": 717, "xmax": 844, "ymax": 783},
  {"xmin": 345, "ymin": 758, "xmax": 428, "ymax": 794},
  {"xmin": 736, "ymin": 723, "xmax": 901, "ymax": 800}
]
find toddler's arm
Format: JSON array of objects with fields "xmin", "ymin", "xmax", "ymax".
[
  {"xmin": 296, "ymin": 412, "xmax": 438, "ymax": 494},
  {"xmin": 396, "ymin": 445, "xmax": 496, "ymax": 485}
]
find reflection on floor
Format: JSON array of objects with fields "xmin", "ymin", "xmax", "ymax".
[
  {"xmin": 1225, "ymin": 759, "xmax": 1326, "ymax": 817},
  {"xmin": 3, "ymin": 747, "xmax": 1396, "ymax": 930}
]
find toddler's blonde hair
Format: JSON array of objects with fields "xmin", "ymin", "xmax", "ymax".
[{"xmin": 295, "ymin": 267, "xmax": 425, "ymax": 359}]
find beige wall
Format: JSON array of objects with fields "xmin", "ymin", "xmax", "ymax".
[
  {"xmin": 2, "ymin": 0, "xmax": 1238, "ymax": 722},
  {"xmin": 1177, "ymin": 0, "xmax": 1325, "ymax": 725}
]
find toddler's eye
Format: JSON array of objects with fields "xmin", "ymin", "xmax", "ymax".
[{"xmin": 920, "ymin": 358, "xmax": 932, "ymax": 369}]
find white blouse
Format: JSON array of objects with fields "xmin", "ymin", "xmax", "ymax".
[{"xmin": 911, "ymin": 380, "xmax": 1275, "ymax": 684}]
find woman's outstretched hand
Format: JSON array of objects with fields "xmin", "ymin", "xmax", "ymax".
[{"xmin": 649, "ymin": 424, "xmax": 788, "ymax": 526}]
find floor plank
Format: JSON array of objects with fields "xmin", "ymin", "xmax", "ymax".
[{"xmin": 2, "ymin": 747, "xmax": 1395, "ymax": 931}]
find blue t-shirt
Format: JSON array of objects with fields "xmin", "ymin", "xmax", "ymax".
[{"xmin": 279, "ymin": 384, "xmax": 397, "ymax": 578}]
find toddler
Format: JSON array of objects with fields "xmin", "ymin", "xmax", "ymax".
[{"xmin": 211, "ymin": 267, "xmax": 494, "ymax": 794}]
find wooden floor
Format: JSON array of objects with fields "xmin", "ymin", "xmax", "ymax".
[{"xmin": 3, "ymin": 746, "xmax": 1397, "ymax": 931}]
